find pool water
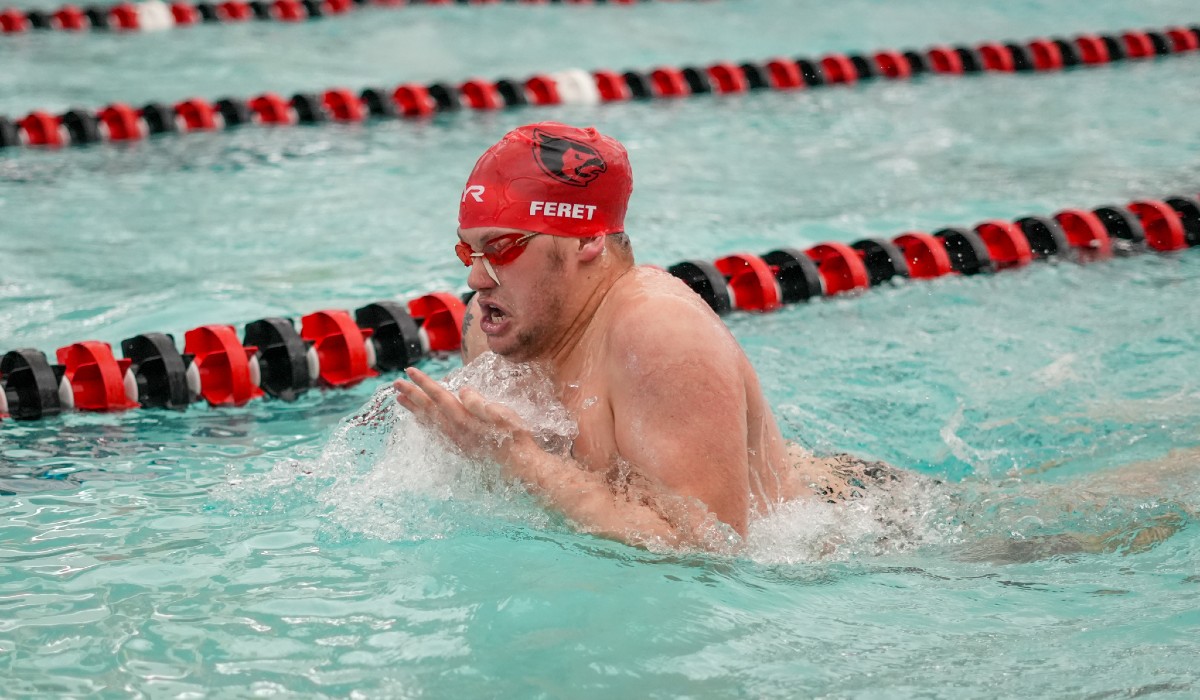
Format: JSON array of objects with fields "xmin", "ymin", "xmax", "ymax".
[{"xmin": 3, "ymin": 0, "xmax": 1200, "ymax": 696}]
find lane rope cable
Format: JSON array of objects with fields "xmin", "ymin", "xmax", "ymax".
[
  {"xmin": 1, "ymin": 24, "xmax": 1197, "ymax": 150},
  {"xmin": 2, "ymin": 191, "xmax": 1197, "ymax": 422},
  {"xmin": 0, "ymin": 0, "xmax": 708, "ymax": 36}
]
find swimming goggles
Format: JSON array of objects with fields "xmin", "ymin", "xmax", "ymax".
[{"xmin": 455, "ymin": 232, "xmax": 541, "ymax": 284}]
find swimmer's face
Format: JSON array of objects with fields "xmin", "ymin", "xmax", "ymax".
[{"xmin": 458, "ymin": 226, "xmax": 567, "ymax": 362}]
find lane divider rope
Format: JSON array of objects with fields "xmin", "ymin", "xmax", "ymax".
[
  {"xmin": 1, "ymin": 24, "xmax": 1197, "ymax": 150},
  {"xmin": 0, "ymin": 0, "xmax": 687, "ymax": 35},
  {"xmin": 2, "ymin": 192, "xmax": 1197, "ymax": 422}
]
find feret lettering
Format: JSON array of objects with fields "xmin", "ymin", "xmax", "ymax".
[{"xmin": 529, "ymin": 201, "xmax": 598, "ymax": 220}]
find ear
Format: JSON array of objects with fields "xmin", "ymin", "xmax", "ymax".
[{"xmin": 576, "ymin": 236, "xmax": 606, "ymax": 263}]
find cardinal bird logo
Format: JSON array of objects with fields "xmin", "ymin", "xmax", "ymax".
[{"xmin": 531, "ymin": 128, "xmax": 607, "ymax": 187}]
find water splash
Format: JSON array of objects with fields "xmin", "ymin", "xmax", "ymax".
[
  {"xmin": 219, "ymin": 352, "xmax": 1196, "ymax": 565},
  {"xmin": 220, "ymin": 353, "xmax": 579, "ymax": 542},
  {"xmin": 745, "ymin": 470, "xmax": 962, "ymax": 565}
]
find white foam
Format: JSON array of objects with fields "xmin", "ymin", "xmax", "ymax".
[
  {"xmin": 746, "ymin": 472, "xmax": 961, "ymax": 564},
  {"xmin": 225, "ymin": 353, "xmax": 578, "ymax": 542}
]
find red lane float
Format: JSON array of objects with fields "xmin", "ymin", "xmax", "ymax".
[
  {"xmin": 593, "ymin": 70, "xmax": 631, "ymax": 102},
  {"xmin": 175, "ymin": 98, "xmax": 218, "ymax": 131},
  {"xmin": 978, "ymin": 43, "xmax": 1016, "ymax": 72},
  {"xmin": 524, "ymin": 75, "xmax": 561, "ymax": 105},
  {"xmin": 873, "ymin": 50, "xmax": 912, "ymax": 79},
  {"xmin": 1122, "ymin": 30, "xmax": 1156, "ymax": 59},
  {"xmin": 974, "ymin": 220, "xmax": 1033, "ymax": 269},
  {"xmin": 56, "ymin": 341, "xmax": 139, "ymax": 412},
  {"xmin": 408, "ymin": 293, "xmax": 467, "ymax": 355},
  {"xmin": 1054, "ymin": 209, "xmax": 1112, "ymax": 256},
  {"xmin": 184, "ymin": 325, "xmax": 264, "ymax": 407},
  {"xmin": 109, "ymin": 2, "xmax": 138, "ymax": 29},
  {"xmin": 272, "ymin": 0, "xmax": 305, "ymax": 21},
  {"xmin": 217, "ymin": 0, "xmax": 252, "ymax": 21},
  {"xmin": 97, "ymin": 103, "xmax": 144, "ymax": 141},
  {"xmin": 0, "ymin": 7, "xmax": 29, "ymax": 32},
  {"xmin": 300, "ymin": 310, "xmax": 377, "ymax": 388},
  {"xmin": 893, "ymin": 232, "xmax": 954, "ymax": 279},
  {"xmin": 248, "ymin": 93, "xmax": 294, "ymax": 124},
  {"xmin": 460, "ymin": 79, "xmax": 503, "ymax": 110},
  {"xmin": 714, "ymin": 254, "xmax": 782, "ymax": 312},
  {"xmin": 649, "ymin": 67, "xmax": 689, "ymax": 97},
  {"xmin": 1074, "ymin": 34, "xmax": 1111, "ymax": 64},
  {"xmin": 1127, "ymin": 200, "xmax": 1188, "ymax": 251},
  {"xmin": 819, "ymin": 54, "xmax": 858, "ymax": 84},
  {"xmin": 170, "ymin": 2, "xmax": 198, "ymax": 24},
  {"xmin": 393, "ymin": 84, "xmax": 436, "ymax": 117},
  {"xmin": 54, "ymin": 5, "xmax": 88, "ymax": 29},
  {"xmin": 322, "ymin": 89, "xmax": 365, "ymax": 122},
  {"xmin": 927, "ymin": 46, "xmax": 965, "ymax": 74},
  {"xmin": 18, "ymin": 112, "xmax": 63, "ymax": 147},
  {"xmin": 805, "ymin": 243, "xmax": 870, "ymax": 295},
  {"xmin": 707, "ymin": 63, "xmax": 749, "ymax": 94},
  {"xmin": 764, "ymin": 58, "xmax": 805, "ymax": 89},
  {"xmin": 1029, "ymin": 38, "xmax": 1065, "ymax": 70},
  {"xmin": 1166, "ymin": 27, "xmax": 1200, "ymax": 52}
]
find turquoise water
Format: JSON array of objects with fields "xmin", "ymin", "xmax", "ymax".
[{"xmin": 4, "ymin": 0, "xmax": 1200, "ymax": 696}]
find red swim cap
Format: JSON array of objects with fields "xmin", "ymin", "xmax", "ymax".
[{"xmin": 458, "ymin": 122, "xmax": 633, "ymax": 238}]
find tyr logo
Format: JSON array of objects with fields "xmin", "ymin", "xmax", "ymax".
[
  {"xmin": 462, "ymin": 185, "xmax": 485, "ymax": 203},
  {"xmin": 531, "ymin": 129, "xmax": 607, "ymax": 187}
]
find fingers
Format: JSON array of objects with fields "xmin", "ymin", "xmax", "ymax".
[
  {"xmin": 461, "ymin": 386, "xmax": 525, "ymax": 432},
  {"xmin": 459, "ymin": 386, "xmax": 491, "ymax": 420},
  {"xmin": 391, "ymin": 370, "xmax": 537, "ymax": 466},
  {"xmin": 393, "ymin": 378, "xmax": 433, "ymax": 414},
  {"xmin": 396, "ymin": 369, "xmax": 481, "ymax": 441},
  {"xmin": 405, "ymin": 367, "xmax": 468, "ymax": 416}
]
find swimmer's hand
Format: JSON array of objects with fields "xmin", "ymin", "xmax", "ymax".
[
  {"xmin": 393, "ymin": 367, "xmax": 537, "ymax": 470},
  {"xmin": 393, "ymin": 368, "xmax": 696, "ymax": 549}
]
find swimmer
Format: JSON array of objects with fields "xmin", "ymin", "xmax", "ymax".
[
  {"xmin": 392, "ymin": 121, "xmax": 852, "ymax": 550},
  {"xmin": 391, "ymin": 122, "xmax": 1192, "ymax": 555}
]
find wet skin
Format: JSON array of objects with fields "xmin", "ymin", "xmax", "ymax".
[{"xmin": 393, "ymin": 228, "xmax": 811, "ymax": 549}]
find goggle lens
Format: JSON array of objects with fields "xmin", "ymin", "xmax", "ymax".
[{"xmin": 455, "ymin": 233, "xmax": 539, "ymax": 268}]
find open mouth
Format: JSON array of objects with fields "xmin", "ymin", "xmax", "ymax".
[{"xmin": 478, "ymin": 299, "xmax": 510, "ymax": 332}]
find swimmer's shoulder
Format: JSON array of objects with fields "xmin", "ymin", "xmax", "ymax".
[{"xmin": 601, "ymin": 266, "xmax": 742, "ymax": 362}]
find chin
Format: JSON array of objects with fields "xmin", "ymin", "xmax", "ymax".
[
  {"xmin": 485, "ymin": 337, "xmax": 522, "ymax": 359},
  {"xmin": 486, "ymin": 334, "xmax": 539, "ymax": 363}
]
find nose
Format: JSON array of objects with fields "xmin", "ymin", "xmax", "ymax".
[{"xmin": 466, "ymin": 256, "xmax": 499, "ymax": 291}]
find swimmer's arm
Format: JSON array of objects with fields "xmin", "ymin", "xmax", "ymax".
[
  {"xmin": 461, "ymin": 295, "xmax": 487, "ymax": 364},
  {"xmin": 395, "ymin": 368, "xmax": 686, "ymax": 546},
  {"xmin": 491, "ymin": 427, "xmax": 692, "ymax": 546},
  {"xmin": 605, "ymin": 298, "xmax": 753, "ymax": 538}
]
